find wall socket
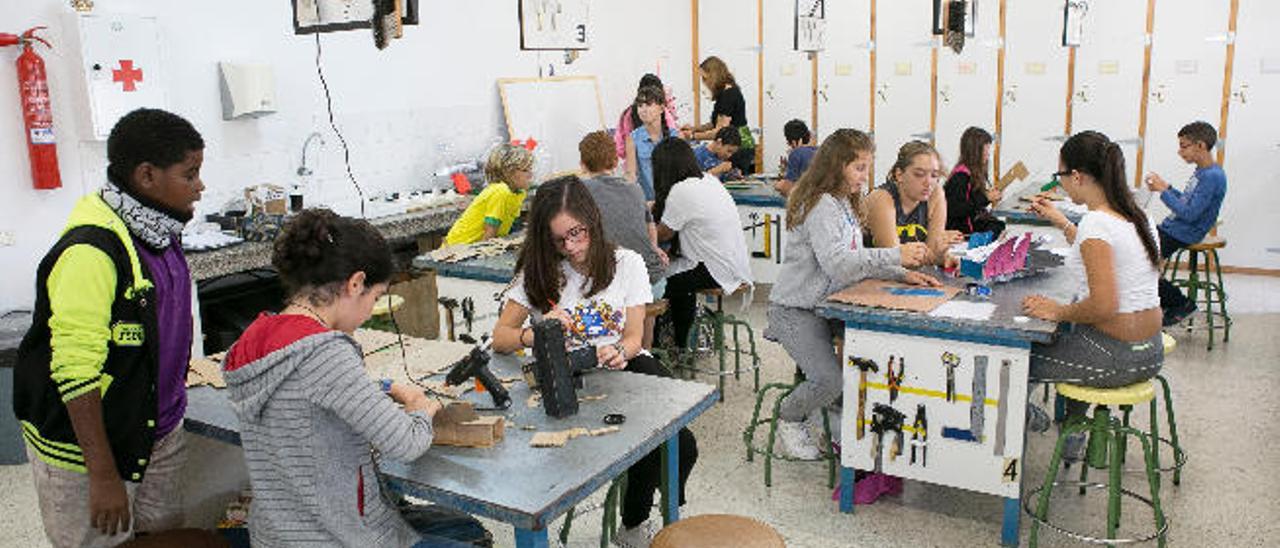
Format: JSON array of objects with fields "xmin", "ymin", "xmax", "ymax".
[{"xmin": 0, "ymin": 231, "xmax": 14, "ymax": 247}]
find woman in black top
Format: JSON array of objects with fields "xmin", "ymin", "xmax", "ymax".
[
  {"xmin": 682, "ymin": 56, "xmax": 755, "ymax": 174},
  {"xmin": 944, "ymin": 127, "xmax": 1006, "ymax": 236}
]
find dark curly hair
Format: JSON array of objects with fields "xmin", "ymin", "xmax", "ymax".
[
  {"xmin": 272, "ymin": 208, "xmax": 393, "ymax": 305},
  {"xmin": 107, "ymin": 108, "xmax": 204, "ymax": 191}
]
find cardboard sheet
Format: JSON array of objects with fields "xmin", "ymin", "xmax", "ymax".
[
  {"xmin": 828, "ymin": 279, "xmax": 961, "ymax": 313},
  {"xmin": 996, "ymin": 161, "xmax": 1030, "ymax": 191},
  {"xmin": 186, "ymin": 352, "xmax": 227, "ymax": 388}
]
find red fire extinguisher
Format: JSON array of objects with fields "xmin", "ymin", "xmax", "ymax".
[{"xmin": 1, "ymin": 27, "xmax": 61, "ymax": 190}]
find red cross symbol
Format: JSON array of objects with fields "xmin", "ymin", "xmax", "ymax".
[{"xmin": 112, "ymin": 60, "xmax": 144, "ymax": 92}]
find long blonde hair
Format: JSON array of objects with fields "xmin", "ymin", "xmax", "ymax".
[
  {"xmin": 786, "ymin": 128, "xmax": 874, "ymax": 229},
  {"xmin": 699, "ymin": 56, "xmax": 736, "ymax": 100}
]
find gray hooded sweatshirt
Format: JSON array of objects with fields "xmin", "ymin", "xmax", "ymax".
[{"xmin": 224, "ymin": 328, "xmax": 434, "ymax": 547}]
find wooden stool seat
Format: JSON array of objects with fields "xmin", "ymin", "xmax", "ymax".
[
  {"xmin": 651, "ymin": 515, "xmax": 785, "ymax": 548},
  {"xmin": 1057, "ymin": 381, "xmax": 1156, "ymax": 406},
  {"xmin": 1186, "ymin": 236, "xmax": 1225, "ymax": 251}
]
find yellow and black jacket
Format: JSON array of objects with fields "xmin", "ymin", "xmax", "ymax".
[{"xmin": 14, "ymin": 194, "xmax": 161, "ymax": 482}]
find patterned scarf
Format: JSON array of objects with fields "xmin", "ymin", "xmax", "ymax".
[{"xmin": 100, "ymin": 181, "xmax": 185, "ymax": 250}]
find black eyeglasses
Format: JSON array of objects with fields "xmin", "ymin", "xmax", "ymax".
[
  {"xmin": 1051, "ymin": 170, "xmax": 1072, "ymax": 183},
  {"xmin": 554, "ymin": 225, "xmax": 589, "ymax": 247}
]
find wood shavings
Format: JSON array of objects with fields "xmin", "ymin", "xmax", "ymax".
[
  {"xmin": 526, "ymin": 394, "xmax": 542, "ymax": 408},
  {"xmin": 528, "ymin": 424, "xmax": 621, "ymax": 448},
  {"xmin": 578, "ymin": 394, "xmax": 607, "ymax": 402},
  {"xmin": 352, "ymin": 328, "xmax": 406, "ymax": 355},
  {"xmin": 425, "ymin": 234, "xmax": 524, "ymax": 263},
  {"xmin": 186, "ymin": 354, "xmax": 226, "ymax": 388}
]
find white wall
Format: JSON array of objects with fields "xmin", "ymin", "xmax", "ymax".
[{"xmin": 0, "ymin": 0, "xmax": 692, "ymax": 313}]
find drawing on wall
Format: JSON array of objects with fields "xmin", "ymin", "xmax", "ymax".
[
  {"xmin": 1062, "ymin": 0, "xmax": 1089, "ymax": 47},
  {"xmin": 795, "ymin": 0, "xmax": 826, "ymax": 52},
  {"xmin": 293, "ymin": 0, "xmax": 419, "ymax": 35},
  {"xmin": 519, "ymin": 0, "xmax": 591, "ymax": 51}
]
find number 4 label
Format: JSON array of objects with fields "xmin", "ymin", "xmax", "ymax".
[{"xmin": 1002, "ymin": 457, "xmax": 1020, "ymax": 483}]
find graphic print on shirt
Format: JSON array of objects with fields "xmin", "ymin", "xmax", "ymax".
[{"xmin": 565, "ymin": 299, "xmax": 623, "ymax": 348}]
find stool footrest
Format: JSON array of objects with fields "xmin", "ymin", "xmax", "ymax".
[{"xmin": 1023, "ymin": 481, "xmax": 1169, "ymax": 545}]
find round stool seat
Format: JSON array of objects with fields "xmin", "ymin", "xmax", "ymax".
[
  {"xmin": 370, "ymin": 294, "xmax": 405, "ymax": 316},
  {"xmin": 1187, "ymin": 236, "xmax": 1226, "ymax": 251},
  {"xmin": 1161, "ymin": 332, "xmax": 1176, "ymax": 355},
  {"xmin": 651, "ymin": 515, "xmax": 785, "ymax": 548},
  {"xmin": 1057, "ymin": 381, "xmax": 1155, "ymax": 406}
]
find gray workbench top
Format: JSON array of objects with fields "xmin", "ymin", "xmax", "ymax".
[
  {"xmin": 817, "ymin": 229, "xmax": 1076, "ymax": 346},
  {"xmin": 992, "ymin": 184, "xmax": 1084, "ymax": 227},
  {"xmin": 186, "ymin": 201, "xmax": 468, "ymax": 281},
  {"xmin": 0, "ymin": 311, "xmax": 31, "ymax": 353},
  {"xmin": 412, "ymin": 249, "xmax": 518, "ymax": 284},
  {"xmin": 726, "ymin": 180, "xmax": 787, "ymax": 208},
  {"xmin": 184, "ymin": 351, "xmax": 718, "ymax": 531}
]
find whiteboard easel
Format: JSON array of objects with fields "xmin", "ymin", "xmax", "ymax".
[{"xmin": 498, "ymin": 76, "xmax": 606, "ymax": 180}]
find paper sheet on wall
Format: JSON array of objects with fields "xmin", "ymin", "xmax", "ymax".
[
  {"xmin": 827, "ymin": 279, "xmax": 961, "ymax": 313},
  {"xmin": 928, "ymin": 300, "xmax": 998, "ymax": 321}
]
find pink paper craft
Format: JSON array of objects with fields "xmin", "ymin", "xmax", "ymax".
[{"xmin": 983, "ymin": 232, "xmax": 1032, "ymax": 279}]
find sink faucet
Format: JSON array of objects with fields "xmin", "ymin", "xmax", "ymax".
[{"xmin": 297, "ymin": 132, "xmax": 325, "ymax": 177}]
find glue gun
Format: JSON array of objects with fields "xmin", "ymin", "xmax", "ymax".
[{"xmin": 444, "ymin": 337, "xmax": 511, "ymax": 409}]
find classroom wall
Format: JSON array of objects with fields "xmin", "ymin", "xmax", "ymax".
[
  {"xmin": 739, "ymin": 0, "xmax": 1280, "ymax": 271},
  {"xmin": 0, "ymin": 0, "xmax": 692, "ymax": 313}
]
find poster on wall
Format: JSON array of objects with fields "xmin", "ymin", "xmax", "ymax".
[
  {"xmin": 292, "ymin": 0, "xmax": 419, "ymax": 35},
  {"xmin": 519, "ymin": 0, "xmax": 591, "ymax": 50},
  {"xmin": 1062, "ymin": 0, "xmax": 1088, "ymax": 47},
  {"xmin": 795, "ymin": 0, "xmax": 826, "ymax": 51}
]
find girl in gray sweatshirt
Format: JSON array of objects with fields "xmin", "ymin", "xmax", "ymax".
[
  {"xmin": 765, "ymin": 129, "xmax": 936, "ymax": 462},
  {"xmin": 224, "ymin": 210, "xmax": 490, "ymax": 547}
]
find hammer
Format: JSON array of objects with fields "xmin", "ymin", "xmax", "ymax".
[
  {"xmin": 849, "ymin": 356, "xmax": 880, "ymax": 440},
  {"xmin": 439, "ymin": 297, "xmax": 459, "ymax": 342}
]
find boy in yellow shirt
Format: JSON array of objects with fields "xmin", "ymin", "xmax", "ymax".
[{"xmin": 444, "ymin": 144, "xmax": 534, "ymax": 245}]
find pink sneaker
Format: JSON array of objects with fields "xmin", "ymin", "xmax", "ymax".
[{"xmin": 831, "ymin": 473, "xmax": 903, "ymax": 505}]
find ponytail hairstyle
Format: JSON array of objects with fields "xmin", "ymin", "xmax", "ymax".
[
  {"xmin": 273, "ymin": 209, "xmax": 393, "ymax": 306},
  {"xmin": 514, "ymin": 176, "xmax": 617, "ymax": 314},
  {"xmin": 886, "ymin": 140, "xmax": 942, "ymax": 187},
  {"xmin": 1059, "ymin": 131, "xmax": 1161, "ymax": 267},
  {"xmin": 634, "ymin": 85, "xmax": 670, "ymax": 137},
  {"xmin": 957, "ymin": 127, "xmax": 994, "ymax": 189},
  {"xmin": 786, "ymin": 128, "xmax": 875, "ymax": 229},
  {"xmin": 629, "ymin": 74, "xmax": 665, "ymax": 129}
]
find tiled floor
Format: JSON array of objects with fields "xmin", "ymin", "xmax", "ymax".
[{"xmin": 3, "ymin": 274, "xmax": 1277, "ymax": 547}]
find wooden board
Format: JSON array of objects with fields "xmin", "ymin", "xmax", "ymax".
[{"xmin": 828, "ymin": 279, "xmax": 961, "ymax": 313}]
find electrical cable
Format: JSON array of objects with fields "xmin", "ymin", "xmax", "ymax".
[{"xmin": 311, "ymin": 3, "xmax": 367, "ymax": 219}]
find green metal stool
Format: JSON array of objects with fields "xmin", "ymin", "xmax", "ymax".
[
  {"xmin": 1163, "ymin": 236, "xmax": 1231, "ymax": 350},
  {"xmin": 672, "ymin": 286, "xmax": 761, "ymax": 401},
  {"xmin": 1026, "ymin": 381, "xmax": 1173, "ymax": 547},
  {"xmin": 742, "ymin": 368, "xmax": 837, "ymax": 488}
]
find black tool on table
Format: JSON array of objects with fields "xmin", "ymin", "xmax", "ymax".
[
  {"xmin": 910, "ymin": 404, "xmax": 928, "ymax": 467},
  {"xmin": 443, "ymin": 337, "xmax": 511, "ymax": 410},
  {"xmin": 529, "ymin": 319, "xmax": 599, "ymax": 418}
]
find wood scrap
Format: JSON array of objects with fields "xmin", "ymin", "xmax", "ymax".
[
  {"xmin": 579, "ymin": 394, "xmax": 608, "ymax": 402},
  {"xmin": 186, "ymin": 353, "xmax": 227, "ymax": 388},
  {"xmin": 432, "ymin": 402, "xmax": 505, "ymax": 448},
  {"xmin": 528, "ymin": 424, "xmax": 621, "ymax": 448}
]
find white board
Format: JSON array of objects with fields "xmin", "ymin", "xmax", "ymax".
[{"xmin": 498, "ymin": 76, "xmax": 605, "ymax": 180}]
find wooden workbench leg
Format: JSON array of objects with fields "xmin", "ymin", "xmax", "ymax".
[
  {"xmin": 514, "ymin": 526, "xmax": 550, "ymax": 548},
  {"xmin": 839, "ymin": 467, "xmax": 855, "ymax": 514},
  {"xmin": 665, "ymin": 434, "xmax": 680, "ymax": 524},
  {"xmin": 1002, "ymin": 496, "xmax": 1021, "ymax": 546}
]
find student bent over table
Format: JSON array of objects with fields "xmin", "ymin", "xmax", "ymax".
[
  {"xmin": 764, "ymin": 129, "xmax": 934, "ymax": 504},
  {"xmin": 491, "ymin": 176, "xmax": 698, "ymax": 548},
  {"xmin": 224, "ymin": 209, "xmax": 491, "ymax": 547}
]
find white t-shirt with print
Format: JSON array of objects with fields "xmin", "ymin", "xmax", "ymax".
[
  {"xmin": 661, "ymin": 173, "xmax": 754, "ymax": 291},
  {"xmin": 506, "ymin": 248, "xmax": 652, "ymax": 349},
  {"xmin": 1066, "ymin": 210, "xmax": 1160, "ymax": 313}
]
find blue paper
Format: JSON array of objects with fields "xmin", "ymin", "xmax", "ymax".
[{"xmin": 886, "ymin": 287, "xmax": 947, "ymax": 297}]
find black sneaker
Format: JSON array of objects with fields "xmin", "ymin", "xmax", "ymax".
[{"xmin": 1163, "ymin": 300, "xmax": 1198, "ymax": 327}]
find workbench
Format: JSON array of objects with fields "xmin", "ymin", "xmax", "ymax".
[
  {"xmin": 183, "ymin": 347, "xmax": 717, "ymax": 547},
  {"xmin": 817, "ymin": 226, "xmax": 1075, "ymax": 547},
  {"xmin": 725, "ymin": 180, "xmax": 788, "ymax": 285},
  {"xmin": 411, "ymin": 248, "xmax": 518, "ymax": 341}
]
